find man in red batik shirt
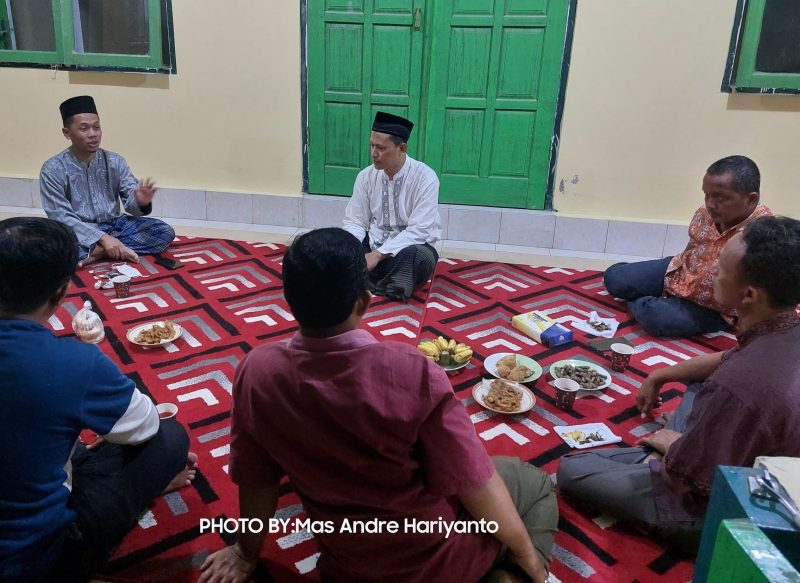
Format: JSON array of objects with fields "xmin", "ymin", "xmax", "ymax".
[{"xmin": 603, "ymin": 155, "xmax": 771, "ymax": 337}]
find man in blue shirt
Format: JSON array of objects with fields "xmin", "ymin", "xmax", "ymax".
[
  {"xmin": 0, "ymin": 217, "xmax": 196, "ymax": 582},
  {"xmin": 40, "ymin": 95, "xmax": 175, "ymax": 267}
]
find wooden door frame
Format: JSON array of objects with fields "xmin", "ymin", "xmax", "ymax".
[{"xmin": 300, "ymin": 0, "xmax": 578, "ymax": 210}]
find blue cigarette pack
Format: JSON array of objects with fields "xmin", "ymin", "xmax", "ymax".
[
  {"xmin": 511, "ymin": 310, "xmax": 573, "ymax": 347},
  {"xmin": 540, "ymin": 323, "xmax": 573, "ymax": 347}
]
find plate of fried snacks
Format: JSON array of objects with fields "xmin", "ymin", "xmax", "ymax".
[
  {"xmin": 484, "ymin": 353, "xmax": 543, "ymax": 383},
  {"xmin": 549, "ymin": 359, "xmax": 611, "ymax": 390},
  {"xmin": 127, "ymin": 320, "xmax": 182, "ymax": 347},
  {"xmin": 472, "ymin": 378, "xmax": 535, "ymax": 414},
  {"xmin": 553, "ymin": 423, "xmax": 621, "ymax": 449}
]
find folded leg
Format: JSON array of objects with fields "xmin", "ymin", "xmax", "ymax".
[
  {"xmin": 557, "ymin": 447, "xmax": 702, "ymax": 552},
  {"xmin": 52, "ymin": 420, "xmax": 190, "ymax": 581},
  {"xmin": 628, "ymin": 295, "xmax": 728, "ymax": 337},
  {"xmin": 489, "ymin": 456, "xmax": 558, "ymax": 572},
  {"xmin": 101, "ymin": 215, "xmax": 176, "ymax": 256},
  {"xmin": 603, "ymin": 257, "xmax": 672, "ymax": 300},
  {"xmin": 371, "ymin": 243, "xmax": 438, "ymax": 301}
]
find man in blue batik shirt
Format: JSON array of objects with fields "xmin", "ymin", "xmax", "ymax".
[
  {"xmin": 40, "ymin": 95, "xmax": 175, "ymax": 267},
  {"xmin": 0, "ymin": 217, "xmax": 196, "ymax": 582}
]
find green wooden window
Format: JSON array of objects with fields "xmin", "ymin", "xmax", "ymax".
[
  {"xmin": 724, "ymin": 0, "xmax": 800, "ymax": 93},
  {"xmin": 0, "ymin": 0, "xmax": 175, "ymax": 72}
]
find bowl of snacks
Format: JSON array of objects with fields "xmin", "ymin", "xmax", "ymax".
[
  {"xmin": 417, "ymin": 336, "xmax": 473, "ymax": 371},
  {"xmin": 472, "ymin": 378, "xmax": 535, "ymax": 414},
  {"xmin": 127, "ymin": 320, "xmax": 182, "ymax": 347},
  {"xmin": 549, "ymin": 359, "xmax": 611, "ymax": 390}
]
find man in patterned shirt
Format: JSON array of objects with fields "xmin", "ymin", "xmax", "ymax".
[
  {"xmin": 40, "ymin": 95, "xmax": 175, "ymax": 267},
  {"xmin": 559, "ymin": 216, "xmax": 800, "ymax": 553},
  {"xmin": 343, "ymin": 112, "xmax": 442, "ymax": 302},
  {"xmin": 603, "ymin": 156, "xmax": 771, "ymax": 337}
]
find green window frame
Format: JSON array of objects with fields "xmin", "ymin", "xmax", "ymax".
[
  {"xmin": 0, "ymin": 0, "xmax": 175, "ymax": 73},
  {"xmin": 723, "ymin": 0, "xmax": 800, "ymax": 93}
]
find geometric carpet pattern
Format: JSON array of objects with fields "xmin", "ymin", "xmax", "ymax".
[
  {"xmin": 48, "ymin": 237, "xmax": 736, "ymax": 583},
  {"xmin": 422, "ymin": 259, "xmax": 736, "ymax": 583}
]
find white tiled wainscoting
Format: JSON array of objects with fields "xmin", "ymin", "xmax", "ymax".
[{"xmin": 0, "ymin": 177, "xmax": 688, "ymax": 260}]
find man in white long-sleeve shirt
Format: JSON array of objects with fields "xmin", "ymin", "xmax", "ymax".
[
  {"xmin": 0, "ymin": 217, "xmax": 196, "ymax": 583},
  {"xmin": 343, "ymin": 112, "xmax": 442, "ymax": 301}
]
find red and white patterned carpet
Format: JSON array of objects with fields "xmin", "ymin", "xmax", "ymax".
[{"xmin": 48, "ymin": 237, "xmax": 736, "ymax": 583}]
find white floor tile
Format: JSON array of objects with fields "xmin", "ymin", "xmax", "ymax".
[
  {"xmin": 441, "ymin": 239, "xmax": 495, "ymax": 251},
  {"xmin": 550, "ymin": 248, "xmax": 612, "ymax": 260},
  {"xmin": 496, "ymin": 244, "xmax": 552, "ymax": 256},
  {"xmin": 0, "ymin": 205, "xmax": 45, "ymax": 216},
  {"xmin": 0, "ymin": 210, "xmax": 655, "ymax": 272}
]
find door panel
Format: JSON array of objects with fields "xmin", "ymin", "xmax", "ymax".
[
  {"xmin": 490, "ymin": 111, "xmax": 535, "ymax": 176},
  {"xmin": 507, "ymin": 0, "xmax": 547, "ymax": 14},
  {"xmin": 497, "ymin": 28, "xmax": 543, "ymax": 101},
  {"xmin": 454, "ymin": 0, "xmax": 495, "ymax": 15},
  {"xmin": 448, "ymin": 28, "xmax": 492, "ymax": 98},
  {"xmin": 327, "ymin": 0, "xmax": 365, "ymax": 9},
  {"xmin": 325, "ymin": 25, "xmax": 362, "ymax": 93},
  {"xmin": 308, "ymin": 0, "xmax": 424, "ymax": 196},
  {"xmin": 442, "ymin": 110, "xmax": 484, "ymax": 174},
  {"xmin": 372, "ymin": 25, "xmax": 411, "ymax": 97},
  {"xmin": 308, "ymin": 0, "xmax": 568, "ymax": 208},
  {"xmin": 324, "ymin": 104, "xmax": 361, "ymax": 166},
  {"xmin": 425, "ymin": 0, "xmax": 567, "ymax": 208}
]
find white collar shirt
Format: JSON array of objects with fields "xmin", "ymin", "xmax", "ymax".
[{"xmin": 343, "ymin": 155, "xmax": 441, "ymax": 256}]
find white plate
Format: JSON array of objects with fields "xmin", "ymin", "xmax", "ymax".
[
  {"xmin": 553, "ymin": 423, "xmax": 622, "ymax": 449},
  {"xmin": 484, "ymin": 353, "xmax": 543, "ymax": 383},
  {"xmin": 549, "ymin": 359, "xmax": 612, "ymax": 391},
  {"xmin": 472, "ymin": 379, "xmax": 536, "ymax": 415},
  {"xmin": 126, "ymin": 321, "xmax": 182, "ymax": 347},
  {"xmin": 440, "ymin": 360, "xmax": 470, "ymax": 372},
  {"xmin": 418, "ymin": 338, "xmax": 472, "ymax": 371}
]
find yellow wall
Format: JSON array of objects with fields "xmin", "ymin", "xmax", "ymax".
[
  {"xmin": 0, "ymin": 1, "xmax": 302, "ymax": 196},
  {"xmin": 1, "ymin": 0, "xmax": 799, "ymax": 222},
  {"xmin": 554, "ymin": 0, "xmax": 800, "ymax": 222}
]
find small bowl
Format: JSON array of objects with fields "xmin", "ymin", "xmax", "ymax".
[{"xmin": 156, "ymin": 403, "xmax": 178, "ymax": 420}]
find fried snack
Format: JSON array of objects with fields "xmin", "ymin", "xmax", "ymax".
[
  {"xmin": 564, "ymin": 430, "xmax": 604, "ymax": 445},
  {"xmin": 497, "ymin": 354, "xmax": 517, "ymax": 369},
  {"xmin": 554, "ymin": 364, "xmax": 608, "ymax": 389},
  {"xmin": 507, "ymin": 365, "xmax": 533, "ymax": 382},
  {"xmin": 496, "ymin": 363, "xmax": 514, "ymax": 378},
  {"xmin": 484, "ymin": 379, "xmax": 522, "ymax": 413},
  {"xmin": 135, "ymin": 321, "xmax": 176, "ymax": 345},
  {"xmin": 588, "ymin": 320, "xmax": 611, "ymax": 332}
]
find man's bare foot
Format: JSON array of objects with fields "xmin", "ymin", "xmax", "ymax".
[
  {"xmin": 162, "ymin": 452, "xmax": 198, "ymax": 494},
  {"xmin": 657, "ymin": 411, "xmax": 674, "ymax": 426},
  {"xmin": 642, "ymin": 451, "xmax": 663, "ymax": 463}
]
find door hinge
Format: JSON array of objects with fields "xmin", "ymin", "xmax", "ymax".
[{"xmin": 413, "ymin": 8, "xmax": 422, "ymax": 32}]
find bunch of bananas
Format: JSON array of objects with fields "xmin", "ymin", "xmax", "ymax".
[{"xmin": 417, "ymin": 336, "xmax": 473, "ymax": 366}]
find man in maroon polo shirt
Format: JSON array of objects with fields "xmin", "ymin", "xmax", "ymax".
[{"xmin": 200, "ymin": 228, "xmax": 558, "ymax": 583}]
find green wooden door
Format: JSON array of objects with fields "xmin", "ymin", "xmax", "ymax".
[
  {"xmin": 307, "ymin": 0, "xmax": 569, "ymax": 208},
  {"xmin": 308, "ymin": 0, "xmax": 426, "ymax": 195},
  {"xmin": 424, "ymin": 0, "xmax": 569, "ymax": 209}
]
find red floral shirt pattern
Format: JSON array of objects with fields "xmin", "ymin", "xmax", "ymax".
[{"xmin": 663, "ymin": 204, "xmax": 772, "ymax": 322}]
